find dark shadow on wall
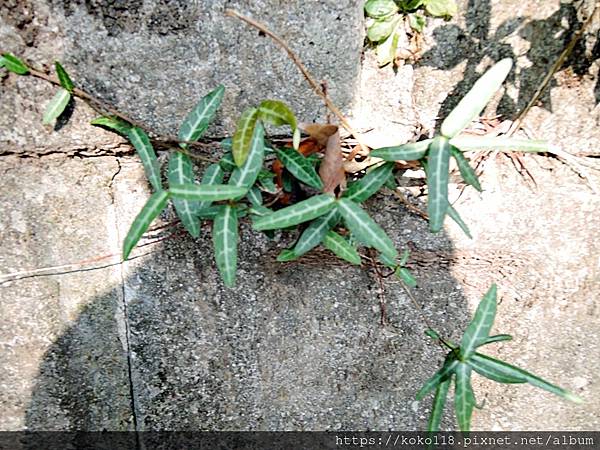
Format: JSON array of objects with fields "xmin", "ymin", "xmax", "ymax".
[
  {"xmin": 418, "ymin": 0, "xmax": 600, "ymax": 124},
  {"xmin": 22, "ymin": 199, "xmax": 472, "ymax": 432}
]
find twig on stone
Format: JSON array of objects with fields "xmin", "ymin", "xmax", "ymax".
[{"xmin": 225, "ymin": 8, "xmax": 369, "ymax": 156}]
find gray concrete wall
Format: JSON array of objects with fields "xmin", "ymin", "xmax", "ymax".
[{"xmin": 1, "ymin": 0, "xmax": 599, "ymax": 432}]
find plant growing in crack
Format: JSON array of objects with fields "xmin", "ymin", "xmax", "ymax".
[{"xmin": 0, "ymin": 9, "xmax": 583, "ymax": 432}]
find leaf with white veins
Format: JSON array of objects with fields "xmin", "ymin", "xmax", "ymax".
[
  {"xmin": 123, "ymin": 190, "xmax": 170, "ymax": 260},
  {"xmin": 454, "ymin": 362, "xmax": 475, "ymax": 432},
  {"xmin": 170, "ymin": 183, "xmax": 246, "ymax": 201},
  {"xmin": 229, "ymin": 122, "xmax": 265, "ymax": 190},
  {"xmin": 460, "ymin": 284, "xmax": 497, "ymax": 360},
  {"xmin": 336, "ymin": 198, "xmax": 397, "ymax": 260},
  {"xmin": 168, "ymin": 151, "xmax": 200, "ymax": 237},
  {"xmin": 213, "ymin": 205, "xmax": 238, "ymax": 287},
  {"xmin": 127, "ymin": 127, "xmax": 162, "ymax": 192},
  {"xmin": 232, "ymin": 107, "xmax": 259, "ymax": 166},
  {"xmin": 370, "ymin": 139, "xmax": 432, "ymax": 161},
  {"xmin": 276, "ymin": 147, "xmax": 323, "ymax": 189},
  {"xmin": 344, "ymin": 162, "xmax": 393, "ymax": 202},
  {"xmin": 426, "ymin": 137, "xmax": 450, "ymax": 233},
  {"xmin": 178, "ymin": 85, "xmax": 225, "ymax": 147},
  {"xmin": 322, "ymin": 231, "xmax": 361, "ymax": 265},
  {"xmin": 253, "ymin": 194, "xmax": 336, "ymax": 231}
]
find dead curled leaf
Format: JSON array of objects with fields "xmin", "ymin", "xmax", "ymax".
[
  {"xmin": 319, "ymin": 130, "xmax": 347, "ymax": 195},
  {"xmin": 299, "ymin": 122, "xmax": 339, "ymax": 147}
]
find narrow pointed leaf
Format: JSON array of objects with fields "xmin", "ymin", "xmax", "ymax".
[
  {"xmin": 454, "ymin": 362, "xmax": 475, "ymax": 432},
  {"xmin": 426, "ymin": 137, "xmax": 450, "ymax": 233},
  {"xmin": 293, "ymin": 209, "xmax": 340, "ymax": 256},
  {"xmin": 42, "ymin": 89, "xmax": 71, "ymax": 125},
  {"xmin": 229, "ymin": 122, "xmax": 265, "ymax": 190},
  {"xmin": 192, "ymin": 163, "xmax": 225, "ymax": 214},
  {"xmin": 481, "ymin": 334, "xmax": 512, "ymax": 346},
  {"xmin": 54, "ymin": 61, "xmax": 74, "ymax": 92},
  {"xmin": 370, "ymin": 139, "xmax": 432, "ymax": 161},
  {"xmin": 427, "ymin": 378, "xmax": 451, "ymax": 434},
  {"xmin": 450, "ymin": 136, "xmax": 549, "ymax": 153},
  {"xmin": 178, "ymin": 84, "xmax": 225, "ymax": 147},
  {"xmin": 399, "ymin": 248, "xmax": 410, "ymax": 266},
  {"xmin": 322, "ymin": 231, "xmax": 361, "ymax": 265},
  {"xmin": 212, "ymin": 205, "xmax": 238, "ymax": 287},
  {"xmin": 425, "ymin": 329, "xmax": 441, "ymax": 341},
  {"xmin": 91, "ymin": 116, "xmax": 132, "ymax": 136},
  {"xmin": 195, "ymin": 205, "xmax": 223, "ymax": 220},
  {"xmin": 248, "ymin": 204, "xmax": 272, "ymax": 217},
  {"xmin": 337, "ymin": 198, "xmax": 398, "ymax": 260},
  {"xmin": 1, "ymin": 53, "xmax": 29, "ymax": 74},
  {"xmin": 127, "ymin": 127, "xmax": 162, "ymax": 192},
  {"xmin": 277, "ymin": 249, "xmax": 300, "ymax": 262},
  {"xmin": 170, "ymin": 183, "xmax": 246, "ymax": 201},
  {"xmin": 460, "ymin": 284, "xmax": 497, "ymax": 360},
  {"xmin": 247, "ymin": 186, "xmax": 263, "ymax": 207},
  {"xmin": 447, "ymin": 205, "xmax": 472, "ymax": 239},
  {"xmin": 276, "ymin": 147, "xmax": 323, "ymax": 189},
  {"xmin": 416, "ymin": 355, "xmax": 458, "ymax": 400},
  {"xmin": 472, "ymin": 353, "xmax": 583, "ymax": 403},
  {"xmin": 123, "ymin": 190, "xmax": 170, "ymax": 260},
  {"xmin": 468, "ymin": 355, "xmax": 527, "ymax": 384},
  {"xmin": 232, "ymin": 107, "xmax": 259, "ymax": 166},
  {"xmin": 258, "ymin": 99, "xmax": 297, "ymax": 129},
  {"xmin": 168, "ymin": 152, "xmax": 200, "ymax": 237},
  {"xmin": 344, "ymin": 162, "xmax": 393, "ymax": 202},
  {"xmin": 253, "ymin": 194, "xmax": 336, "ymax": 231},
  {"xmin": 379, "ymin": 251, "xmax": 397, "ymax": 268},
  {"xmin": 451, "ymin": 146, "xmax": 481, "ymax": 191},
  {"xmin": 441, "ymin": 58, "xmax": 513, "ymax": 138},
  {"xmin": 396, "ymin": 267, "xmax": 417, "ymax": 287}
]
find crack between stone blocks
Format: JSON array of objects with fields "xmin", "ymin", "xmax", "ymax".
[
  {"xmin": 109, "ymin": 160, "xmax": 141, "ymax": 444},
  {"xmin": 0, "ymin": 144, "xmax": 135, "ymax": 159}
]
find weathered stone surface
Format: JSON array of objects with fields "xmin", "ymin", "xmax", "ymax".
[
  {"xmin": 1, "ymin": 0, "xmax": 599, "ymax": 433},
  {"xmin": 1, "ymin": 0, "xmax": 363, "ymax": 143},
  {"xmin": 0, "ymin": 155, "xmax": 134, "ymax": 430}
]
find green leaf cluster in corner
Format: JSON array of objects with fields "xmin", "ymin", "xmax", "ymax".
[{"xmin": 420, "ymin": 284, "xmax": 582, "ymax": 434}]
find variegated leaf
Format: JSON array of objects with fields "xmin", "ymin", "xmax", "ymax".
[
  {"xmin": 123, "ymin": 190, "xmax": 170, "ymax": 260},
  {"xmin": 336, "ymin": 198, "xmax": 397, "ymax": 260},
  {"xmin": 213, "ymin": 205, "xmax": 238, "ymax": 287},
  {"xmin": 369, "ymin": 139, "xmax": 432, "ymax": 161},
  {"xmin": 178, "ymin": 84, "xmax": 225, "ymax": 147},
  {"xmin": 322, "ymin": 231, "xmax": 361, "ymax": 265},
  {"xmin": 276, "ymin": 147, "xmax": 323, "ymax": 190},
  {"xmin": 460, "ymin": 284, "xmax": 497, "ymax": 359},
  {"xmin": 426, "ymin": 137, "xmax": 450, "ymax": 233},
  {"xmin": 454, "ymin": 362, "xmax": 475, "ymax": 432},
  {"xmin": 168, "ymin": 152, "xmax": 200, "ymax": 237},
  {"xmin": 232, "ymin": 107, "xmax": 259, "ymax": 166},
  {"xmin": 229, "ymin": 122, "xmax": 265, "ymax": 190},
  {"xmin": 253, "ymin": 194, "xmax": 336, "ymax": 231},
  {"xmin": 344, "ymin": 162, "xmax": 393, "ymax": 202},
  {"xmin": 127, "ymin": 127, "xmax": 162, "ymax": 192},
  {"xmin": 170, "ymin": 183, "xmax": 246, "ymax": 201}
]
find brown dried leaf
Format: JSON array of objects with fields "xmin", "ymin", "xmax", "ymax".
[
  {"xmin": 299, "ymin": 122, "xmax": 338, "ymax": 147},
  {"xmin": 319, "ymin": 130, "xmax": 347, "ymax": 195}
]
